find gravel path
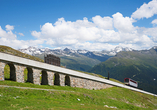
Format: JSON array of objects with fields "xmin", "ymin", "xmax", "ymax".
[{"xmin": 0, "ymin": 85, "xmax": 74, "ymax": 92}]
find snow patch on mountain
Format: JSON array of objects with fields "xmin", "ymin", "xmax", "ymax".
[{"xmin": 19, "ymin": 46, "xmax": 133, "ymax": 57}]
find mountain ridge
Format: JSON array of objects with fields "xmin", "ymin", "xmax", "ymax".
[{"xmin": 19, "ymin": 46, "xmax": 133, "ymax": 61}]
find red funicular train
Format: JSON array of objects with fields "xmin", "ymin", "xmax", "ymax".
[{"xmin": 124, "ymin": 78, "xmax": 138, "ymax": 88}]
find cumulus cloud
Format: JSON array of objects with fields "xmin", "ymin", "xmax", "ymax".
[
  {"xmin": 0, "ymin": 26, "xmax": 16, "ymax": 40},
  {"xmin": 131, "ymin": 0, "xmax": 157, "ymax": 19},
  {"xmin": 5, "ymin": 25, "xmax": 14, "ymax": 31},
  {"xmin": 0, "ymin": 25, "xmax": 43, "ymax": 49},
  {"xmin": 92, "ymin": 15, "xmax": 113, "ymax": 29},
  {"xmin": 30, "ymin": 12, "xmax": 157, "ymax": 51},
  {"xmin": 112, "ymin": 12, "xmax": 135, "ymax": 32},
  {"xmin": 152, "ymin": 19, "xmax": 157, "ymax": 24},
  {"xmin": 18, "ymin": 33, "xmax": 24, "ymax": 36}
]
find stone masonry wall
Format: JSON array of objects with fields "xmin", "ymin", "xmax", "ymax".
[
  {"xmin": 32, "ymin": 68, "xmax": 41, "ymax": 85},
  {"xmin": 47, "ymin": 71, "xmax": 54, "ymax": 86},
  {"xmin": 14, "ymin": 64, "xmax": 25, "ymax": 83},
  {"xmin": 60, "ymin": 74, "xmax": 65, "ymax": 86},
  {"xmin": 0, "ymin": 61, "xmax": 5, "ymax": 81},
  {"xmin": 70, "ymin": 76, "xmax": 113, "ymax": 90}
]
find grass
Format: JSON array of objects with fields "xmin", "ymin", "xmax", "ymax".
[
  {"xmin": 0, "ymin": 45, "xmax": 44, "ymax": 62},
  {"xmin": 0, "ymin": 80, "xmax": 157, "ymax": 109}
]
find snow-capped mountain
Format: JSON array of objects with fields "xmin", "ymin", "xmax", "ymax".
[
  {"xmin": 19, "ymin": 46, "xmax": 43, "ymax": 55},
  {"xmin": 19, "ymin": 46, "xmax": 133, "ymax": 61}
]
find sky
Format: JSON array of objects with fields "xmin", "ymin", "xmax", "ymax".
[{"xmin": 0, "ymin": 0, "xmax": 157, "ymax": 51}]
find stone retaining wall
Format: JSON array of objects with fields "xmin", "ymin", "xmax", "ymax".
[{"xmin": 70, "ymin": 76, "xmax": 113, "ymax": 90}]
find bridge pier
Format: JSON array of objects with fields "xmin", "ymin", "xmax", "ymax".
[
  {"xmin": 47, "ymin": 71, "xmax": 54, "ymax": 86},
  {"xmin": 0, "ymin": 61, "xmax": 5, "ymax": 81},
  {"xmin": 60, "ymin": 74, "xmax": 65, "ymax": 86},
  {"xmin": 32, "ymin": 68, "xmax": 41, "ymax": 85},
  {"xmin": 14, "ymin": 64, "xmax": 25, "ymax": 83}
]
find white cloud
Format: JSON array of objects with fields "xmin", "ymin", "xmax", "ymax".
[
  {"xmin": 112, "ymin": 12, "xmax": 135, "ymax": 32},
  {"xmin": 0, "ymin": 26, "xmax": 17, "ymax": 39},
  {"xmin": 131, "ymin": 0, "xmax": 157, "ymax": 19},
  {"xmin": 0, "ymin": 25, "xmax": 44, "ymax": 49},
  {"xmin": 5, "ymin": 25, "xmax": 14, "ymax": 31},
  {"xmin": 30, "ymin": 13, "xmax": 157, "ymax": 51},
  {"xmin": 18, "ymin": 33, "xmax": 24, "ymax": 36},
  {"xmin": 143, "ymin": 27, "xmax": 157, "ymax": 41},
  {"xmin": 152, "ymin": 19, "xmax": 157, "ymax": 24},
  {"xmin": 92, "ymin": 15, "xmax": 113, "ymax": 29}
]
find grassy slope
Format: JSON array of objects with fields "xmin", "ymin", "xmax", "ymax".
[
  {"xmin": 89, "ymin": 50, "xmax": 157, "ymax": 94},
  {"xmin": 0, "ymin": 80, "xmax": 157, "ymax": 110},
  {"xmin": 0, "ymin": 45, "xmax": 44, "ymax": 62}
]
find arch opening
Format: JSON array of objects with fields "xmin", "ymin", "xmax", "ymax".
[
  {"xmin": 41, "ymin": 70, "xmax": 48, "ymax": 85},
  {"xmin": 54, "ymin": 73, "xmax": 60, "ymax": 86},
  {"xmin": 65, "ymin": 75, "xmax": 70, "ymax": 86},
  {"xmin": 26, "ymin": 67, "xmax": 33, "ymax": 83},
  {"xmin": 4, "ymin": 63, "xmax": 16, "ymax": 81}
]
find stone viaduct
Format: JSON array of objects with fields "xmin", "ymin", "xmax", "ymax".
[
  {"xmin": 0, "ymin": 52, "xmax": 156, "ymax": 96},
  {"xmin": 0, "ymin": 52, "xmax": 112, "ymax": 90}
]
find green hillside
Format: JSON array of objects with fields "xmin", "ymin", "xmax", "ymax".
[
  {"xmin": 89, "ymin": 48, "xmax": 157, "ymax": 94},
  {"xmin": 0, "ymin": 45, "xmax": 44, "ymax": 62},
  {"xmin": 0, "ymin": 80, "xmax": 157, "ymax": 109},
  {"xmin": 60, "ymin": 55, "xmax": 100, "ymax": 71},
  {"xmin": 35, "ymin": 53, "xmax": 101, "ymax": 72}
]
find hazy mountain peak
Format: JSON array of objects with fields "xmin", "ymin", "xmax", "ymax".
[
  {"xmin": 63, "ymin": 48, "xmax": 71, "ymax": 52},
  {"xmin": 152, "ymin": 46, "xmax": 157, "ymax": 50}
]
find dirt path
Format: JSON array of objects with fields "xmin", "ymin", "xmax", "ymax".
[{"xmin": 0, "ymin": 85, "xmax": 74, "ymax": 92}]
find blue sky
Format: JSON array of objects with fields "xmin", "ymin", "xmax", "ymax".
[{"xmin": 0, "ymin": 0, "xmax": 157, "ymax": 51}]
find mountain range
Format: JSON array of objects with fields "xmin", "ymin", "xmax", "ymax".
[
  {"xmin": 19, "ymin": 46, "xmax": 133, "ymax": 71},
  {"xmin": 19, "ymin": 46, "xmax": 133, "ymax": 58}
]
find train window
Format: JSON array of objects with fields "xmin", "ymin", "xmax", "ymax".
[
  {"xmin": 130, "ymin": 79, "xmax": 137, "ymax": 84},
  {"xmin": 125, "ymin": 79, "xmax": 129, "ymax": 82}
]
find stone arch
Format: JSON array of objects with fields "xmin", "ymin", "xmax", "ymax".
[
  {"xmin": 65, "ymin": 75, "xmax": 70, "ymax": 86},
  {"xmin": 41, "ymin": 70, "xmax": 48, "ymax": 85},
  {"xmin": 54, "ymin": 73, "xmax": 60, "ymax": 86},
  {"xmin": 6, "ymin": 63, "xmax": 16, "ymax": 81},
  {"xmin": 26, "ymin": 67, "xmax": 33, "ymax": 83}
]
